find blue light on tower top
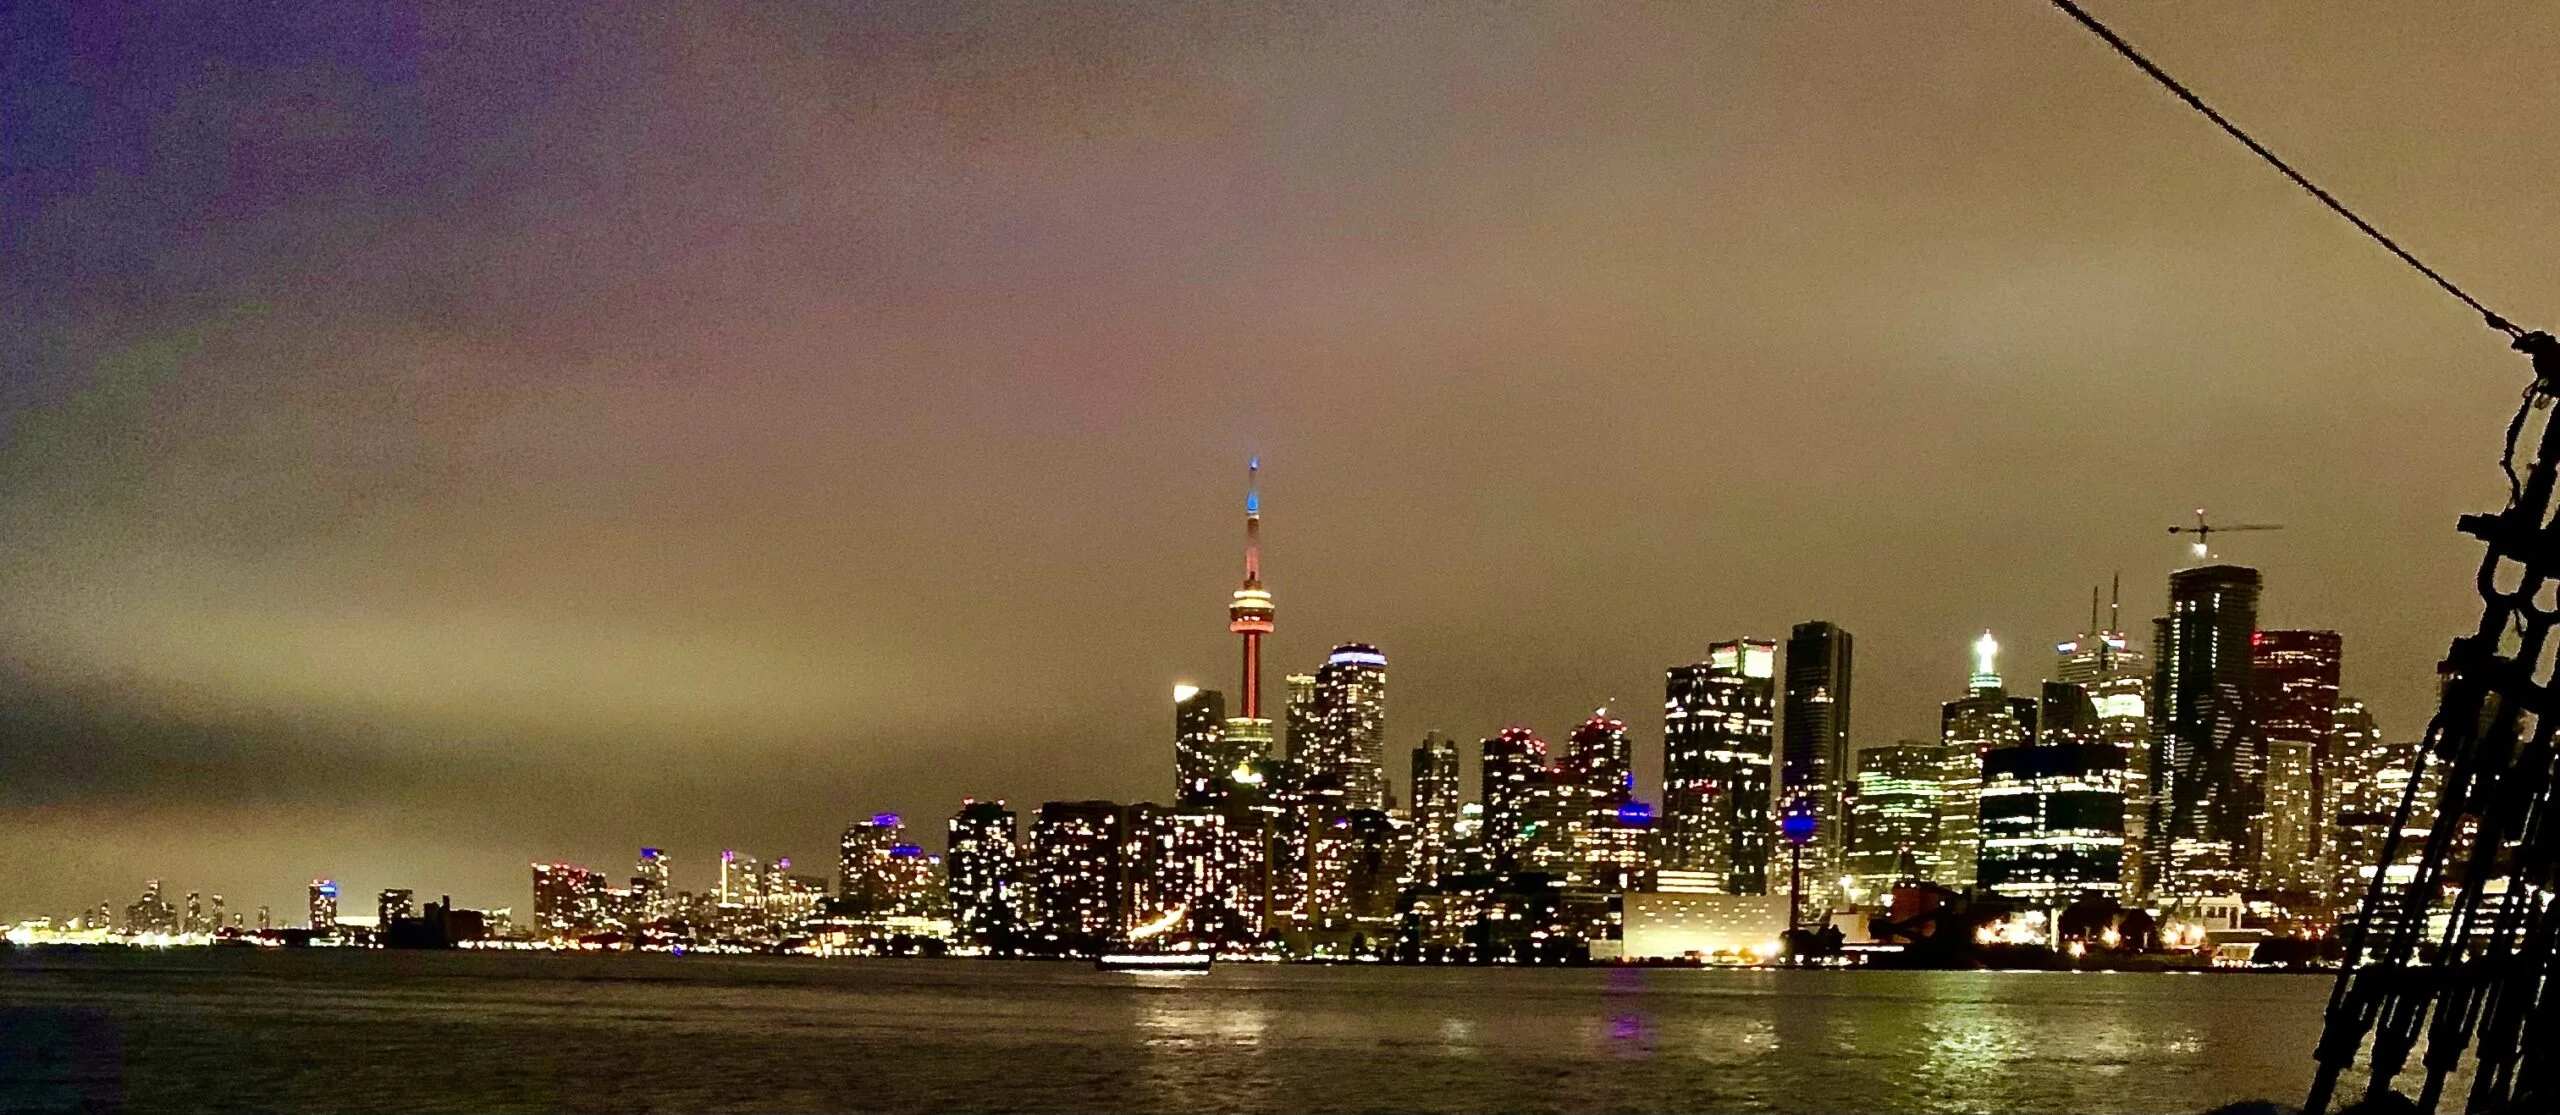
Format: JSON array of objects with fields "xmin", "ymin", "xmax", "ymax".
[
  {"xmin": 890, "ymin": 844, "xmax": 923, "ymax": 858},
  {"xmin": 1617, "ymin": 800, "xmax": 1654, "ymax": 827},
  {"xmin": 640, "ymin": 847, "xmax": 660, "ymax": 860},
  {"xmin": 871, "ymin": 813, "xmax": 900, "ymax": 828},
  {"xmin": 1246, "ymin": 456, "xmax": 1260, "ymax": 515}
]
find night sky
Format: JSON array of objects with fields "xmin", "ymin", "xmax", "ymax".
[{"xmin": 5, "ymin": 2, "xmax": 2557, "ymax": 920}]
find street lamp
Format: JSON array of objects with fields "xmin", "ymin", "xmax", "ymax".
[{"xmin": 1781, "ymin": 797, "xmax": 1817, "ymax": 964}]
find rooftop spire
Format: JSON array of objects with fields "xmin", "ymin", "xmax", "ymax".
[{"xmin": 1969, "ymin": 630, "xmax": 2002, "ymax": 691}]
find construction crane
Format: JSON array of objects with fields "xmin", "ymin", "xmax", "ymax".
[{"xmin": 2166, "ymin": 508, "xmax": 2281, "ymax": 560}]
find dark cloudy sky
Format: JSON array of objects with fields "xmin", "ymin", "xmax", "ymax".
[{"xmin": 5, "ymin": 1, "xmax": 2557, "ymax": 920}]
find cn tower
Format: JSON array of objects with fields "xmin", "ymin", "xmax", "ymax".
[{"xmin": 1227, "ymin": 457, "xmax": 1275, "ymax": 718}]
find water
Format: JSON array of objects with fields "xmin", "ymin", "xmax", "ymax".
[{"xmin": 1, "ymin": 949, "xmax": 2395, "ymax": 1113}]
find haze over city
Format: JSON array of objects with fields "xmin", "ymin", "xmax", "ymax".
[{"xmin": 7, "ymin": 1, "xmax": 2556, "ymax": 924}]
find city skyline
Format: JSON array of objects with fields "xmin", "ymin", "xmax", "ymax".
[
  {"xmin": 5, "ymin": 1, "xmax": 2542, "ymax": 928},
  {"xmin": 7, "ymin": 474, "xmax": 2383, "ymax": 929}
]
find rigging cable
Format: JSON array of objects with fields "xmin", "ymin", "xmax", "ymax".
[{"xmin": 2045, "ymin": 0, "xmax": 2524, "ymax": 340}]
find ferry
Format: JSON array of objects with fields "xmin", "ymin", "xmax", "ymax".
[
  {"xmin": 1095, "ymin": 904, "xmax": 1211, "ymax": 972},
  {"xmin": 1095, "ymin": 951, "xmax": 1214, "ymax": 974}
]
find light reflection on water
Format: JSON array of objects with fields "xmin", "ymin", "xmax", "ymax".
[{"xmin": 0, "ymin": 949, "xmax": 2419, "ymax": 1113}]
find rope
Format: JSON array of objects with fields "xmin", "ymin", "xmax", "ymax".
[{"xmin": 2046, "ymin": 0, "xmax": 2523, "ymax": 339}]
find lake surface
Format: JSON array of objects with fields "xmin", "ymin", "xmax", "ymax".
[{"xmin": 0, "ymin": 949, "xmax": 2425, "ymax": 1113}]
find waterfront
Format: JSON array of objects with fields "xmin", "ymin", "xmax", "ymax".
[{"xmin": 0, "ymin": 949, "xmax": 2427, "ymax": 1113}]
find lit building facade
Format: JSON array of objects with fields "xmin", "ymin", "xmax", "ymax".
[
  {"xmin": 1617, "ymin": 892, "xmax": 1790, "ymax": 962},
  {"xmin": 308, "ymin": 878, "xmax": 339, "ymax": 935},
  {"xmin": 377, "ymin": 888, "xmax": 414, "ymax": 928},
  {"xmin": 1479, "ymin": 726, "xmax": 1556, "ymax": 873},
  {"xmin": 2328, "ymin": 703, "xmax": 2436, "ymax": 929},
  {"xmin": 2056, "ymin": 596, "xmax": 2153, "ymax": 901},
  {"xmin": 1566, "ymin": 712, "xmax": 1648, "ymax": 889},
  {"xmin": 1294, "ymin": 644, "xmax": 1390, "ymax": 810},
  {"xmin": 2251, "ymin": 629, "xmax": 2343, "ymax": 914},
  {"xmin": 718, "ymin": 851, "xmax": 763, "ymax": 911},
  {"xmin": 1283, "ymin": 673, "xmax": 1321, "ymax": 761},
  {"xmin": 1781, "ymin": 620, "xmax": 1854, "ymax": 909},
  {"xmin": 946, "ymin": 799, "xmax": 1025, "ymax": 947},
  {"xmin": 1173, "ymin": 685, "xmax": 1233, "ymax": 806},
  {"xmin": 1231, "ymin": 754, "xmax": 1309, "ymax": 923},
  {"xmin": 529, "ymin": 864, "xmax": 604, "ymax": 936},
  {"xmin": 1124, "ymin": 803, "xmax": 1268, "ymax": 945},
  {"xmin": 839, "ymin": 814, "xmax": 909, "ymax": 915},
  {"xmin": 631, "ymin": 847, "xmax": 671, "ymax": 924},
  {"xmin": 1977, "ymin": 690, "xmax": 2127, "ymax": 906},
  {"xmin": 1662, "ymin": 640, "xmax": 1777, "ymax": 895},
  {"xmin": 1937, "ymin": 632, "xmax": 2036, "ymax": 890},
  {"xmin": 1846, "ymin": 740, "xmax": 1944, "ymax": 903},
  {"xmin": 1031, "ymin": 800, "xmax": 1125, "ymax": 951},
  {"xmin": 2150, "ymin": 564, "xmax": 2263, "ymax": 902},
  {"xmin": 1409, "ymin": 732, "xmax": 1463, "ymax": 889}
]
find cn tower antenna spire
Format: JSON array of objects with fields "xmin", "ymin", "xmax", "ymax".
[
  {"xmin": 1244, "ymin": 457, "xmax": 1261, "ymax": 583},
  {"xmin": 1227, "ymin": 456, "xmax": 1275, "ymax": 719}
]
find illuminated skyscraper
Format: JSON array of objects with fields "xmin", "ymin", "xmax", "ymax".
[
  {"xmin": 1283, "ymin": 673, "xmax": 1320, "ymax": 760},
  {"xmin": 2326, "ymin": 702, "xmax": 2434, "ymax": 936},
  {"xmin": 714, "ymin": 851, "xmax": 768, "ymax": 928},
  {"xmin": 631, "ymin": 848, "xmax": 671, "ymax": 922},
  {"xmin": 946, "ymin": 799, "xmax": 1025, "ymax": 947},
  {"xmin": 1173, "ymin": 685, "xmax": 1233, "ymax": 806},
  {"xmin": 1297, "ymin": 644, "xmax": 1390, "ymax": 810},
  {"xmin": 1149, "ymin": 806, "xmax": 1269, "ymax": 944},
  {"xmin": 1976, "ymin": 682, "xmax": 2125, "ymax": 904},
  {"xmin": 1846, "ymin": 741, "xmax": 1945, "ymax": 903},
  {"xmin": 1662, "ymin": 640, "xmax": 1777, "ymax": 895},
  {"xmin": 2251, "ymin": 629, "xmax": 2342, "ymax": 914},
  {"xmin": 2055, "ymin": 580, "xmax": 2154, "ymax": 899},
  {"xmin": 1937, "ymin": 632, "xmax": 2036, "ymax": 890},
  {"xmin": 1408, "ymin": 732, "xmax": 1463, "ymax": 889},
  {"xmin": 1781, "ymin": 621, "xmax": 1854, "ymax": 908},
  {"xmin": 839, "ymin": 814, "xmax": 907, "ymax": 914},
  {"xmin": 1566, "ymin": 712, "xmax": 1647, "ymax": 889},
  {"xmin": 1228, "ymin": 458, "xmax": 1275, "ymax": 720},
  {"xmin": 1305, "ymin": 808, "xmax": 1404, "ymax": 934},
  {"xmin": 184, "ymin": 891, "xmax": 203, "ymax": 935},
  {"xmin": 1479, "ymin": 726, "xmax": 1553, "ymax": 873},
  {"xmin": 531, "ymin": 863, "xmax": 606, "ymax": 936},
  {"xmin": 1032, "ymin": 800, "xmax": 1126, "ymax": 952},
  {"xmin": 308, "ymin": 879, "xmax": 339, "ymax": 935},
  {"xmin": 1228, "ymin": 753, "xmax": 1309, "ymax": 923},
  {"xmin": 2150, "ymin": 564, "xmax": 2263, "ymax": 901}
]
